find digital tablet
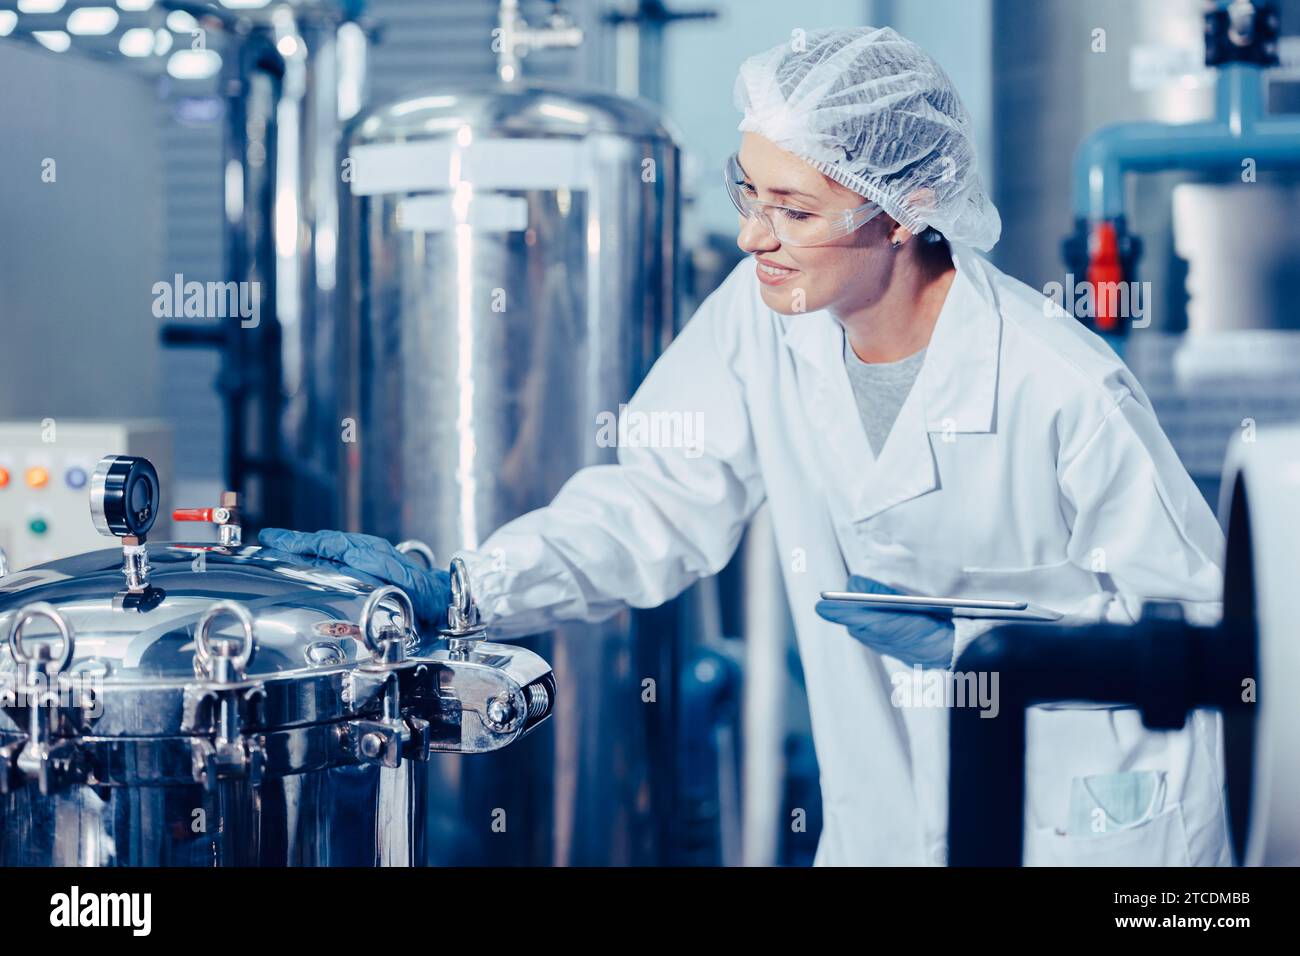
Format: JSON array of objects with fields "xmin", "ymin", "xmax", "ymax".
[{"xmin": 818, "ymin": 591, "xmax": 1063, "ymax": 622}]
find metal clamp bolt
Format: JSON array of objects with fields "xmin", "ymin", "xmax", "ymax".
[
  {"xmin": 439, "ymin": 557, "xmax": 487, "ymax": 656},
  {"xmin": 5, "ymin": 603, "xmax": 83, "ymax": 794},
  {"xmin": 349, "ymin": 587, "xmax": 428, "ymax": 769},
  {"xmin": 183, "ymin": 600, "xmax": 265, "ymax": 790},
  {"xmin": 194, "ymin": 600, "xmax": 256, "ymax": 684},
  {"xmin": 485, "ymin": 694, "xmax": 516, "ymax": 732},
  {"xmin": 359, "ymin": 585, "xmax": 416, "ymax": 665},
  {"xmin": 395, "ymin": 539, "xmax": 436, "ymax": 569},
  {"xmin": 8, "ymin": 602, "xmax": 75, "ymax": 679}
]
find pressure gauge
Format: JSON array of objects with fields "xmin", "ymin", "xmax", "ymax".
[{"xmin": 90, "ymin": 455, "xmax": 160, "ymax": 539}]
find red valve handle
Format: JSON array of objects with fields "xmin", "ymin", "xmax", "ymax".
[
  {"xmin": 1087, "ymin": 221, "xmax": 1124, "ymax": 333},
  {"xmin": 173, "ymin": 508, "xmax": 215, "ymax": 522}
]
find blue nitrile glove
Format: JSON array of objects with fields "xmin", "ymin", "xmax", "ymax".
[
  {"xmin": 258, "ymin": 529, "xmax": 451, "ymax": 630},
  {"xmin": 814, "ymin": 575, "xmax": 955, "ymax": 669}
]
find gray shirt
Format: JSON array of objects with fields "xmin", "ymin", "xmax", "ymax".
[{"xmin": 842, "ymin": 336, "xmax": 927, "ymax": 457}]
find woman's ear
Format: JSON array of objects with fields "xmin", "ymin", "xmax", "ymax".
[
  {"xmin": 888, "ymin": 221, "xmax": 915, "ymax": 248},
  {"xmin": 862, "ymin": 212, "xmax": 907, "ymax": 248},
  {"xmin": 890, "ymin": 187, "xmax": 939, "ymax": 246}
]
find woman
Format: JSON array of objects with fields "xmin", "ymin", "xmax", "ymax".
[{"xmin": 263, "ymin": 27, "xmax": 1230, "ymax": 866}]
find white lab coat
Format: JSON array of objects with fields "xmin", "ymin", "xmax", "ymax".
[{"xmin": 457, "ymin": 243, "xmax": 1232, "ymax": 866}]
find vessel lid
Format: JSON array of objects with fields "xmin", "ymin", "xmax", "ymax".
[
  {"xmin": 348, "ymin": 80, "xmax": 680, "ymax": 144},
  {"xmin": 0, "ymin": 545, "xmax": 413, "ymax": 683}
]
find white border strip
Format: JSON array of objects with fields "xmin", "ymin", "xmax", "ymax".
[{"xmin": 349, "ymin": 138, "xmax": 593, "ymax": 195}]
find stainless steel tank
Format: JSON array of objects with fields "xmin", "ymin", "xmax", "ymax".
[
  {"xmin": 332, "ymin": 83, "xmax": 680, "ymax": 864},
  {"xmin": 0, "ymin": 455, "xmax": 554, "ymax": 866}
]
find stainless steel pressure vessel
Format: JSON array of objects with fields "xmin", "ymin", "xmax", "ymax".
[{"xmin": 0, "ymin": 456, "xmax": 554, "ymax": 866}]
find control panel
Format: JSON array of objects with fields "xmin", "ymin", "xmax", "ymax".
[{"xmin": 0, "ymin": 421, "xmax": 172, "ymax": 570}]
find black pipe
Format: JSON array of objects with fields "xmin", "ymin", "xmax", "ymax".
[
  {"xmin": 223, "ymin": 31, "xmax": 287, "ymax": 529},
  {"xmin": 159, "ymin": 324, "xmax": 225, "ymax": 348},
  {"xmin": 948, "ymin": 604, "xmax": 1250, "ymax": 866},
  {"xmin": 160, "ymin": 30, "xmax": 287, "ymax": 529}
]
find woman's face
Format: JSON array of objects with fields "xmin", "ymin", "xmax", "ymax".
[{"xmin": 734, "ymin": 132, "xmax": 902, "ymax": 317}]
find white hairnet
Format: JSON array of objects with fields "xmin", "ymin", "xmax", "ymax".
[{"xmin": 734, "ymin": 26, "xmax": 1001, "ymax": 251}]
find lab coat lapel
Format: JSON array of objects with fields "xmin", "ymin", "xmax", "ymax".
[
  {"xmin": 783, "ymin": 246, "xmax": 1002, "ymax": 524},
  {"xmin": 783, "ymin": 312, "xmax": 885, "ymax": 517},
  {"xmin": 854, "ymin": 381, "xmax": 937, "ymax": 520},
  {"xmin": 920, "ymin": 246, "xmax": 1002, "ymax": 436}
]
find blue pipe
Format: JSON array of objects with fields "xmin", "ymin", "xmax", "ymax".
[{"xmin": 1071, "ymin": 63, "xmax": 1300, "ymax": 222}]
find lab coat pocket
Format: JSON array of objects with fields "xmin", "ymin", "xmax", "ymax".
[{"xmin": 1024, "ymin": 804, "xmax": 1192, "ymax": 867}]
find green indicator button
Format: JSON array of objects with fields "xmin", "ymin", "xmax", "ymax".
[{"xmin": 28, "ymin": 517, "xmax": 49, "ymax": 536}]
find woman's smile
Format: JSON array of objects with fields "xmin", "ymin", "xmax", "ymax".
[{"xmin": 755, "ymin": 256, "xmax": 800, "ymax": 285}]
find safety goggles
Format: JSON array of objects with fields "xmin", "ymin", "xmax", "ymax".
[{"xmin": 724, "ymin": 153, "xmax": 884, "ymax": 247}]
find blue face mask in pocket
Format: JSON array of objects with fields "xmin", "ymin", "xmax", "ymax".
[{"xmin": 1066, "ymin": 770, "xmax": 1166, "ymax": 837}]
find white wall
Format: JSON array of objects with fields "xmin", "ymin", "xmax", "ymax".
[
  {"xmin": 882, "ymin": 0, "xmax": 994, "ymax": 208},
  {"xmin": 0, "ymin": 39, "xmax": 163, "ymax": 423}
]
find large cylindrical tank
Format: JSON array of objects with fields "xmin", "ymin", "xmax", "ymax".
[{"xmin": 336, "ymin": 83, "xmax": 680, "ymax": 864}]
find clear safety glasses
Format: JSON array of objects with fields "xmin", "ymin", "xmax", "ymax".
[{"xmin": 724, "ymin": 153, "xmax": 884, "ymax": 247}]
